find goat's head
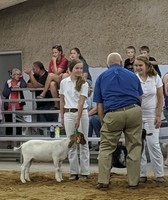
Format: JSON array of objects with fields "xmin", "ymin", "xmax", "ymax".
[{"xmin": 68, "ymin": 132, "xmax": 86, "ymax": 148}]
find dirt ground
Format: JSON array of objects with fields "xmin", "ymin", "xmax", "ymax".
[{"xmin": 0, "ymin": 171, "xmax": 168, "ymax": 200}]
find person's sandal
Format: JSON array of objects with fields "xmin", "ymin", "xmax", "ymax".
[{"xmin": 36, "ymin": 95, "xmax": 44, "ymax": 99}]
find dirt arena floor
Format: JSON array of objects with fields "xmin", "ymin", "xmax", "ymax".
[{"xmin": 0, "ymin": 171, "xmax": 168, "ymax": 200}]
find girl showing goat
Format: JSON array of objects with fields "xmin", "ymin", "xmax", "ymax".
[{"xmin": 60, "ymin": 59, "xmax": 90, "ymax": 181}]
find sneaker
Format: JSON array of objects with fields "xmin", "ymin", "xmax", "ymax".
[
  {"xmin": 155, "ymin": 177, "xmax": 165, "ymax": 182},
  {"xmin": 69, "ymin": 174, "xmax": 78, "ymax": 180},
  {"xmin": 96, "ymin": 183, "xmax": 109, "ymax": 190},
  {"xmin": 79, "ymin": 175, "xmax": 88, "ymax": 181},
  {"xmin": 139, "ymin": 177, "xmax": 147, "ymax": 183}
]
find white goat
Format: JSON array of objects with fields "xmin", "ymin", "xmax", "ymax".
[{"xmin": 14, "ymin": 133, "xmax": 86, "ymax": 183}]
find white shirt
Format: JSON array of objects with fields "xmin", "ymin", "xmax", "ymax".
[
  {"xmin": 59, "ymin": 76, "xmax": 88, "ymax": 109},
  {"xmin": 137, "ymin": 74, "xmax": 163, "ymax": 115}
]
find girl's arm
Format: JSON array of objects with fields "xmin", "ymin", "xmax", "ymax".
[
  {"xmin": 88, "ymin": 106, "xmax": 98, "ymax": 116},
  {"xmin": 60, "ymin": 94, "xmax": 65, "ymax": 127},
  {"xmin": 155, "ymin": 86, "xmax": 163, "ymax": 128},
  {"xmin": 52, "ymin": 57, "xmax": 66, "ymax": 75},
  {"xmin": 52, "ymin": 57, "xmax": 58, "ymax": 74},
  {"xmin": 76, "ymin": 95, "xmax": 86, "ymax": 129}
]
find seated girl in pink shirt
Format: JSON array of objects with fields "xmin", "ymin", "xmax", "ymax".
[{"xmin": 37, "ymin": 45, "xmax": 68, "ymax": 109}]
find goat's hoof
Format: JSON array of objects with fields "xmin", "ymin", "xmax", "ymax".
[
  {"xmin": 56, "ymin": 179, "xmax": 62, "ymax": 182},
  {"xmin": 25, "ymin": 178, "xmax": 30, "ymax": 182}
]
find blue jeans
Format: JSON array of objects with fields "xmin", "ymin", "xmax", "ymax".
[
  {"xmin": 163, "ymin": 107, "xmax": 168, "ymax": 122},
  {"xmin": 88, "ymin": 115, "xmax": 101, "ymax": 137}
]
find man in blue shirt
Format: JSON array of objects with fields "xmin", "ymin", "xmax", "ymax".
[{"xmin": 94, "ymin": 53, "xmax": 143, "ymax": 189}]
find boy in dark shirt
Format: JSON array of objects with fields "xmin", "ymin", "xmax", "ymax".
[
  {"xmin": 124, "ymin": 46, "xmax": 136, "ymax": 72},
  {"xmin": 139, "ymin": 46, "xmax": 161, "ymax": 77}
]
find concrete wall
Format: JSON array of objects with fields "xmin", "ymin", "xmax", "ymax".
[{"xmin": 0, "ymin": 0, "xmax": 168, "ymax": 70}]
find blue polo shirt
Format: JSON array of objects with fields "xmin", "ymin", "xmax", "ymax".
[{"xmin": 93, "ymin": 64, "xmax": 143, "ymax": 114}]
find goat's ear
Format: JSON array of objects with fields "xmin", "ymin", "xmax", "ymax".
[
  {"xmin": 78, "ymin": 132, "xmax": 86, "ymax": 145},
  {"xmin": 68, "ymin": 140, "xmax": 75, "ymax": 148}
]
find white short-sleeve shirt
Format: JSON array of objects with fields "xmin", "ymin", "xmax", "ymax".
[
  {"xmin": 59, "ymin": 76, "xmax": 88, "ymax": 109},
  {"xmin": 137, "ymin": 74, "xmax": 163, "ymax": 114}
]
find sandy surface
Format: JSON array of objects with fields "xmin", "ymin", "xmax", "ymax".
[{"xmin": 0, "ymin": 171, "xmax": 168, "ymax": 200}]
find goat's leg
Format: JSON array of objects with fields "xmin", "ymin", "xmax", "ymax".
[
  {"xmin": 20, "ymin": 158, "xmax": 31, "ymax": 183},
  {"xmin": 53, "ymin": 159, "xmax": 61, "ymax": 182},
  {"xmin": 58, "ymin": 161, "xmax": 63, "ymax": 181},
  {"xmin": 25, "ymin": 160, "xmax": 32, "ymax": 182}
]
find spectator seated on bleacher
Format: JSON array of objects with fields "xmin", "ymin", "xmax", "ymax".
[
  {"xmin": 36, "ymin": 45, "xmax": 68, "ymax": 110},
  {"xmin": 25, "ymin": 61, "xmax": 58, "ymax": 123}
]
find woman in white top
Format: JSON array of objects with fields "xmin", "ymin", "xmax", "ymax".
[
  {"xmin": 134, "ymin": 55, "xmax": 164, "ymax": 183},
  {"xmin": 59, "ymin": 59, "xmax": 89, "ymax": 180}
]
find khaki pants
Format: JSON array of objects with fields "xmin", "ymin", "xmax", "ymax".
[{"xmin": 98, "ymin": 105, "xmax": 142, "ymax": 186}]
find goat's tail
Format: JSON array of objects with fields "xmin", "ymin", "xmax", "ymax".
[{"xmin": 13, "ymin": 146, "xmax": 22, "ymax": 151}]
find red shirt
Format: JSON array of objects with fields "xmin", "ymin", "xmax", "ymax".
[
  {"xmin": 48, "ymin": 56, "xmax": 68, "ymax": 73},
  {"xmin": 8, "ymin": 80, "xmax": 22, "ymax": 111}
]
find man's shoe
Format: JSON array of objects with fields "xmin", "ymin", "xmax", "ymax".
[
  {"xmin": 155, "ymin": 177, "xmax": 165, "ymax": 182},
  {"xmin": 139, "ymin": 177, "xmax": 147, "ymax": 183},
  {"xmin": 69, "ymin": 174, "xmax": 79, "ymax": 180},
  {"xmin": 96, "ymin": 183, "xmax": 109, "ymax": 190},
  {"xmin": 129, "ymin": 185, "xmax": 138, "ymax": 189}
]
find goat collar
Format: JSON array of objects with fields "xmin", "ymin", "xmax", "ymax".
[{"xmin": 74, "ymin": 128, "xmax": 79, "ymax": 144}]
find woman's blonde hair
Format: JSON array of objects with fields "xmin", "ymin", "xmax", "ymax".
[
  {"xmin": 69, "ymin": 59, "xmax": 86, "ymax": 92},
  {"xmin": 135, "ymin": 55, "xmax": 157, "ymax": 76}
]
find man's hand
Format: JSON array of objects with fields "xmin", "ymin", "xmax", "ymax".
[{"xmin": 24, "ymin": 69, "xmax": 32, "ymax": 76}]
